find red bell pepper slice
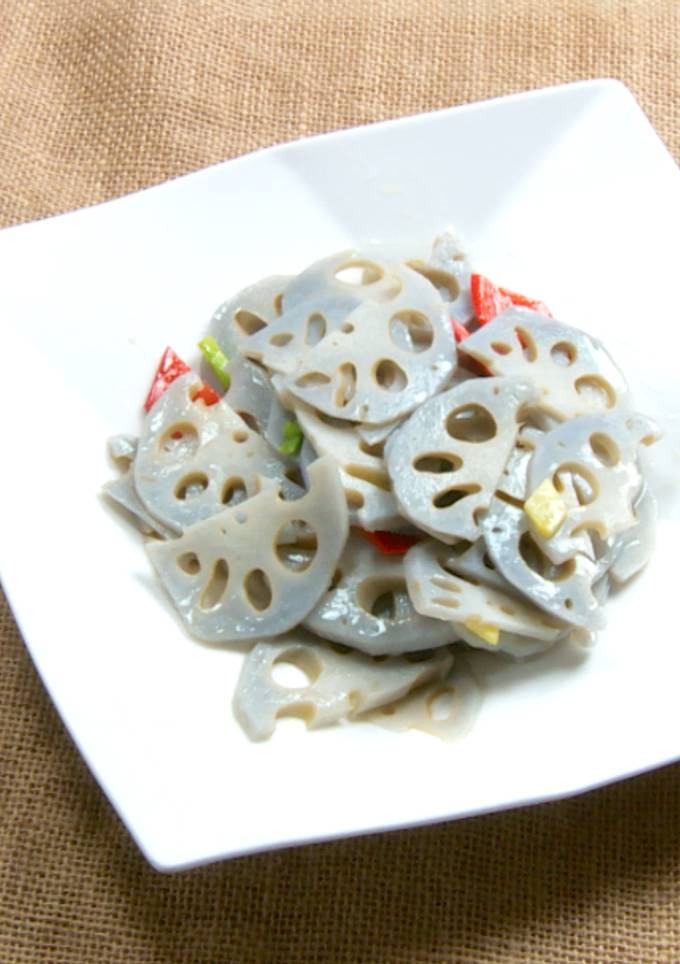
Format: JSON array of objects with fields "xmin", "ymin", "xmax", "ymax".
[
  {"xmin": 144, "ymin": 346, "xmax": 219, "ymax": 412},
  {"xmin": 470, "ymin": 273, "xmax": 552, "ymax": 327},
  {"xmin": 356, "ymin": 528, "xmax": 420, "ymax": 556}
]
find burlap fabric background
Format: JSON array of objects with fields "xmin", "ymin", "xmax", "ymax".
[{"xmin": 1, "ymin": 1, "xmax": 678, "ymax": 961}]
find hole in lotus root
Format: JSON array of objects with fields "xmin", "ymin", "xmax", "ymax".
[
  {"xmin": 432, "ymin": 485, "xmax": 481, "ymax": 509},
  {"xmin": 334, "ymin": 260, "xmax": 384, "ymax": 286},
  {"xmin": 406, "ymin": 261, "xmax": 460, "ymax": 300},
  {"xmin": 358, "ymin": 439, "xmax": 385, "ymax": 458},
  {"xmin": 199, "ymin": 559, "xmax": 230, "ymax": 610},
  {"xmin": 413, "ymin": 453, "xmax": 463, "ymax": 473},
  {"xmin": 389, "ymin": 310, "xmax": 434, "ymax": 352},
  {"xmin": 221, "ymin": 476, "xmax": 247, "ymax": 506},
  {"xmin": 273, "ymin": 292, "xmax": 285, "ymax": 316},
  {"xmin": 177, "ymin": 552, "xmax": 201, "ymax": 575},
  {"xmin": 160, "ymin": 423, "xmax": 200, "ymax": 459},
  {"xmin": 335, "ymin": 362, "xmax": 357, "ymax": 408},
  {"xmin": 274, "ymin": 520, "xmax": 318, "ymax": 572},
  {"xmin": 445, "ymin": 404, "xmax": 496, "ymax": 443},
  {"xmin": 237, "ymin": 411, "xmax": 260, "ymax": 432},
  {"xmin": 519, "ymin": 532, "xmax": 576, "ymax": 582},
  {"xmin": 305, "ymin": 313, "xmax": 327, "ymax": 346},
  {"xmin": 272, "ymin": 648, "xmax": 322, "ymax": 688},
  {"xmin": 374, "ymin": 359, "xmax": 408, "ymax": 393},
  {"xmin": 491, "ymin": 341, "xmax": 513, "ymax": 355},
  {"xmin": 550, "ymin": 341, "xmax": 578, "ymax": 367},
  {"xmin": 329, "ymin": 568, "xmax": 343, "ymax": 590},
  {"xmin": 233, "ymin": 430, "xmax": 249, "ymax": 444},
  {"xmin": 553, "ymin": 462, "xmax": 599, "ymax": 505},
  {"xmin": 345, "ymin": 464, "xmax": 391, "ymax": 491},
  {"xmin": 346, "ymin": 489, "xmax": 365, "ymax": 509},
  {"xmin": 515, "ymin": 327, "xmax": 537, "ymax": 361},
  {"xmin": 269, "ymin": 332, "xmax": 294, "ymax": 347},
  {"xmin": 575, "ymin": 375, "xmax": 616, "ymax": 409},
  {"xmin": 244, "ymin": 569, "xmax": 273, "ymax": 611},
  {"xmin": 234, "ymin": 309, "xmax": 267, "ymax": 336},
  {"xmin": 174, "ymin": 472, "xmax": 209, "ymax": 500},
  {"xmin": 427, "ymin": 686, "xmax": 457, "ymax": 720},
  {"xmin": 275, "ymin": 704, "xmax": 317, "ymax": 726},
  {"xmin": 356, "ymin": 577, "xmax": 407, "ymax": 621},
  {"xmin": 295, "ymin": 371, "xmax": 332, "ymax": 389},
  {"xmin": 589, "ymin": 432, "xmax": 620, "ymax": 467}
]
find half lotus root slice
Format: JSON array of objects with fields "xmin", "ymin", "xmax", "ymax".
[
  {"xmin": 460, "ymin": 307, "xmax": 631, "ymax": 420},
  {"xmin": 304, "ymin": 531, "xmax": 458, "ymax": 655},
  {"xmin": 480, "ymin": 497, "xmax": 604, "ymax": 629},
  {"xmin": 404, "ymin": 540, "xmax": 566, "ymax": 643},
  {"xmin": 146, "ymin": 456, "xmax": 349, "ymax": 643},
  {"xmin": 292, "ymin": 399, "xmax": 403, "ymax": 530},
  {"xmin": 365, "ymin": 656, "xmax": 481, "ymax": 740},
  {"xmin": 283, "ymin": 264, "xmax": 457, "ymax": 424},
  {"xmin": 526, "ymin": 411, "xmax": 661, "ymax": 558},
  {"xmin": 384, "ymin": 377, "xmax": 538, "ymax": 543},
  {"xmin": 408, "ymin": 229, "xmax": 474, "ymax": 324},
  {"xmin": 206, "ymin": 274, "xmax": 291, "ymax": 358},
  {"xmin": 134, "ymin": 373, "xmax": 300, "ymax": 532},
  {"xmin": 232, "ymin": 630, "xmax": 454, "ymax": 741}
]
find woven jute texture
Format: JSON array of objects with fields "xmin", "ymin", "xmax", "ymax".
[{"xmin": 1, "ymin": 1, "xmax": 678, "ymax": 962}]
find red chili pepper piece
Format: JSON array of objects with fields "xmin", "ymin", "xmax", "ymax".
[
  {"xmin": 470, "ymin": 274, "xmax": 512, "ymax": 327},
  {"xmin": 451, "ymin": 319, "xmax": 470, "ymax": 343},
  {"xmin": 144, "ymin": 347, "xmax": 191, "ymax": 412},
  {"xmin": 191, "ymin": 383, "xmax": 221, "ymax": 406},
  {"xmin": 497, "ymin": 285, "xmax": 553, "ymax": 318},
  {"xmin": 471, "ymin": 273, "xmax": 552, "ymax": 326},
  {"xmin": 356, "ymin": 528, "xmax": 420, "ymax": 556},
  {"xmin": 144, "ymin": 346, "xmax": 220, "ymax": 412}
]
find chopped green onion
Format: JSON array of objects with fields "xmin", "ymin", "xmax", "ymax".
[
  {"xmin": 279, "ymin": 419, "xmax": 304, "ymax": 456},
  {"xmin": 197, "ymin": 336, "xmax": 230, "ymax": 389}
]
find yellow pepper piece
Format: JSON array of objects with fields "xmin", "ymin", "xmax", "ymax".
[
  {"xmin": 464, "ymin": 618, "xmax": 500, "ymax": 646},
  {"xmin": 524, "ymin": 477, "xmax": 567, "ymax": 539}
]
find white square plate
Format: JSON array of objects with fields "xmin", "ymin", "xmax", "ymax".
[{"xmin": 1, "ymin": 80, "xmax": 679, "ymax": 871}]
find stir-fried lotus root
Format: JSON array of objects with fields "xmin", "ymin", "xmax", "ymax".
[
  {"xmin": 134, "ymin": 373, "xmax": 300, "ymax": 532},
  {"xmin": 105, "ymin": 231, "xmax": 662, "ymax": 742},
  {"xmin": 233, "ymin": 630, "xmax": 454, "ymax": 741},
  {"xmin": 147, "ymin": 457, "xmax": 348, "ymax": 642},
  {"xmin": 461, "ymin": 307, "xmax": 631, "ymax": 419},
  {"xmin": 304, "ymin": 532, "xmax": 458, "ymax": 654},
  {"xmin": 385, "ymin": 377, "xmax": 538, "ymax": 543}
]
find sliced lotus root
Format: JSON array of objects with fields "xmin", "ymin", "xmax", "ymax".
[
  {"xmin": 283, "ymin": 265, "xmax": 456, "ymax": 424},
  {"xmin": 304, "ymin": 532, "xmax": 458, "ymax": 655},
  {"xmin": 102, "ymin": 473, "xmax": 177, "ymax": 539},
  {"xmin": 232, "ymin": 630, "xmax": 453, "ymax": 740},
  {"xmin": 292, "ymin": 398, "xmax": 403, "ymax": 530},
  {"xmin": 460, "ymin": 307, "xmax": 631, "ymax": 420},
  {"xmin": 408, "ymin": 229, "xmax": 474, "ymax": 323},
  {"xmin": 134, "ymin": 373, "xmax": 300, "ymax": 532},
  {"xmin": 365, "ymin": 656, "xmax": 481, "ymax": 741},
  {"xmin": 241, "ymin": 290, "xmax": 364, "ymax": 376},
  {"xmin": 206, "ymin": 274, "xmax": 290, "ymax": 357},
  {"xmin": 281, "ymin": 249, "xmax": 405, "ymax": 313},
  {"xmin": 526, "ymin": 412, "xmax": 661, "ymax": 558},
  {"xmin": 356, "ymin": 418, "xmax": 402, "ymax": 448},
  {"xmin": 405, "ymin": 540, "xmax": 566, "ymax": 644},
  {"xmin": 384, "ymin": 377, "xmax": 538, "ymax": 543},
  {"xmin": 222, "ymin": 357, "xmax": 278, "ymax": 436},
  {"xmin": 147, "ymin": 456, "xmax": 349, "ymax": 643},
  {"xmin": 480, "ymin": 498, "xmax": 604, "ymax": 629},
  {"xmin": 610, "ymin": 487, "xmax": 658, "ymax": 585}
]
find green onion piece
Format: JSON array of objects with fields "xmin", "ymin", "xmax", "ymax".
[
  {"xmin": 197, "ymin": 336, "xmax": 230, "ymax": 389},
  {"xmin": 279, "ymin": 419, "xmax": 303, "ymax": 456}
]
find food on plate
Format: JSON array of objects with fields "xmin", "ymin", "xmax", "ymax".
[{"xmin": 104, "ymin": 232, "xmax": 660, "ymax": 741}]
